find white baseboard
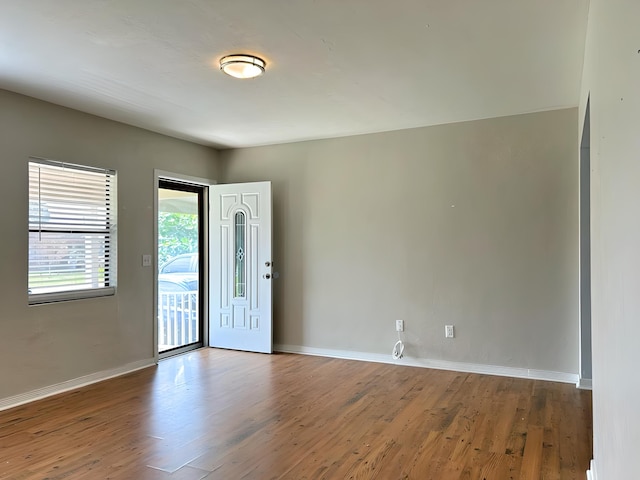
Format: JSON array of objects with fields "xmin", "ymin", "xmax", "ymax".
[
  {"xmin": 0, "ymin": 348, "xmax": 579, "ymax": 412},
  {"xmin": 586, "ymin": 459, "xmax": 596, "ymax": 480},
  {"xmin": 0, "ymin": 358, "xmax": 156, "ymax": 412},
  {"xmin": 274, "ymin": 344, "xmax": 579, "ymax": 384},
  {"xmin": 577, "ymin": 377, "xmax": 593, "ymax": 390}
]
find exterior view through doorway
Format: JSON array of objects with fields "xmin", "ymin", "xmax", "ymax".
[{"xmin": 157, "ymin": 180, "xmax": 205, "ymax": 356}]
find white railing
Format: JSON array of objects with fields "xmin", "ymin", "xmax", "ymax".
[{"xmin": 158, "ymin": 291, "xmax": 199, "ymax": 351}]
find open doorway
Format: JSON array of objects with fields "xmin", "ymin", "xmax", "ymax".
[{"xmin": 157, "ymin": 180, "xmax": 205, "ymax": 357}]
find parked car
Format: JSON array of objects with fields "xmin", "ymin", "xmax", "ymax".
[
  {"xmin": 159, "ymin": 253, "xmax": 198, "ymax": 275},
  {"xmin": 158, "ymin": 274, "xmax": 198, "ymax": 293},
  {"xmin": 158, "ymin": 253, "xmax": 198, "ymax": 289}
]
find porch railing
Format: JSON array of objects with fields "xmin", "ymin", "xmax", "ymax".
[{"xmin": 158, "ymin": 291, "xmax": 199, "ymax": 351}]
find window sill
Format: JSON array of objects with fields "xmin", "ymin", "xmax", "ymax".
[{"xmin": 28, "ymin": 287, "xmax": 116, "ymax": 305}]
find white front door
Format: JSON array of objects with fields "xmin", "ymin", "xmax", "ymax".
[{"xmin": 209, "ymin": 182, "xmax": 273, "ymax": 353}]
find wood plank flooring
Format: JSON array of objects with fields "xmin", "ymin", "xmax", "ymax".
[{"xmin": 0, "ymin": 349, "xmax": 592, "ymax": 479}]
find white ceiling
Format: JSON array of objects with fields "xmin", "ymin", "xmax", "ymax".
[{"xmin": 0, "ymin": 1, "xmax": 589, "ymax": 149}]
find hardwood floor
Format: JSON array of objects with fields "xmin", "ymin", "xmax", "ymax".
[{"xmin": 0, "ymin": 349, "xmax": 592, "ymax": 479}]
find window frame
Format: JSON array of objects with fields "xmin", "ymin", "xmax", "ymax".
[{"xmin": 28, "ymin": 157, "xmax": 117, "ymax": 305}]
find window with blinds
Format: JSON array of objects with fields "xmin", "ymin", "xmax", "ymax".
[{"xmin": 28, "ymin": 158, "xmax": 117, "ymax": 304}]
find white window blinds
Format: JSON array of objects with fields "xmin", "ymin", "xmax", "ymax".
[{"xmin": 28, "ymin": 158, "xmax": 117, "ymax": 304}]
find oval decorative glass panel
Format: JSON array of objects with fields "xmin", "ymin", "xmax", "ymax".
[{"xmin": 234, "ymin": 211, "xmax": 246, "ymax": 298}]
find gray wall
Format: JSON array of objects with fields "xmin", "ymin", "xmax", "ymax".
[
  {"xmin": 0, "ymin": 89, "xmax": 219, "ymax": 400},
  {"xmin": 580, "ymin": 0, "xmax": 640, "ymax": 477},
  {"xmin": 0, "ymin": 88, "xmax": 582, "ymax": 405},
  {"xmin": 220, "ymin": 109, "xmax": 579, "ymax": 374}
]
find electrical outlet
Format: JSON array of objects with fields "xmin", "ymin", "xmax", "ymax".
[
  {"xmin": 395, "ymin": 319, "xmax": 404, "ymax": 332},
  {"xmin": 445, "ymin": 325, "xmax": 455, "ymax": 338},
  {"xmin": 142, "ymin": 254, "xmax": 152, "ymax": 267}
]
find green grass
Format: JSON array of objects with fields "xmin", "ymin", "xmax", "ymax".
[{"xmin": 29, "ymin": 272, "xmax": 103, "ymax": 287}]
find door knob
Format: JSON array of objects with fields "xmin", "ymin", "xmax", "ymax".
[{"xmin": 263, "ymin": 273, "xmax": 271, "ymax": 279}]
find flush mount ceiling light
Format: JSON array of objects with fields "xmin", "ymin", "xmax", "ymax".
[{"xmin": 220, "ymin": 54, "xmax": 266, "ymax": 79}]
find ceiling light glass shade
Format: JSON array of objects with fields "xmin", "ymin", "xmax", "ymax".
[{"xmin": 220, "ymin": 54, "xmax": 266, "ymax": 79}]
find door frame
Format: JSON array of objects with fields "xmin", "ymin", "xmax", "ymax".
[{"xmin": 153, "ymin": 170, "xmax": 215, "ymax": 362}]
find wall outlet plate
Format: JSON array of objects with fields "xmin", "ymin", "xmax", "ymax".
[
  {"xmin": 395, "ymin": 319, "xmax": 404, "ymax": 332},
  {"xmin": 445, "ymin": 325, "xmax": 455, "ymax": 338},
  {"xmin": 142, "ymin": 254, "xmax": 152, "ymax": 267}
]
